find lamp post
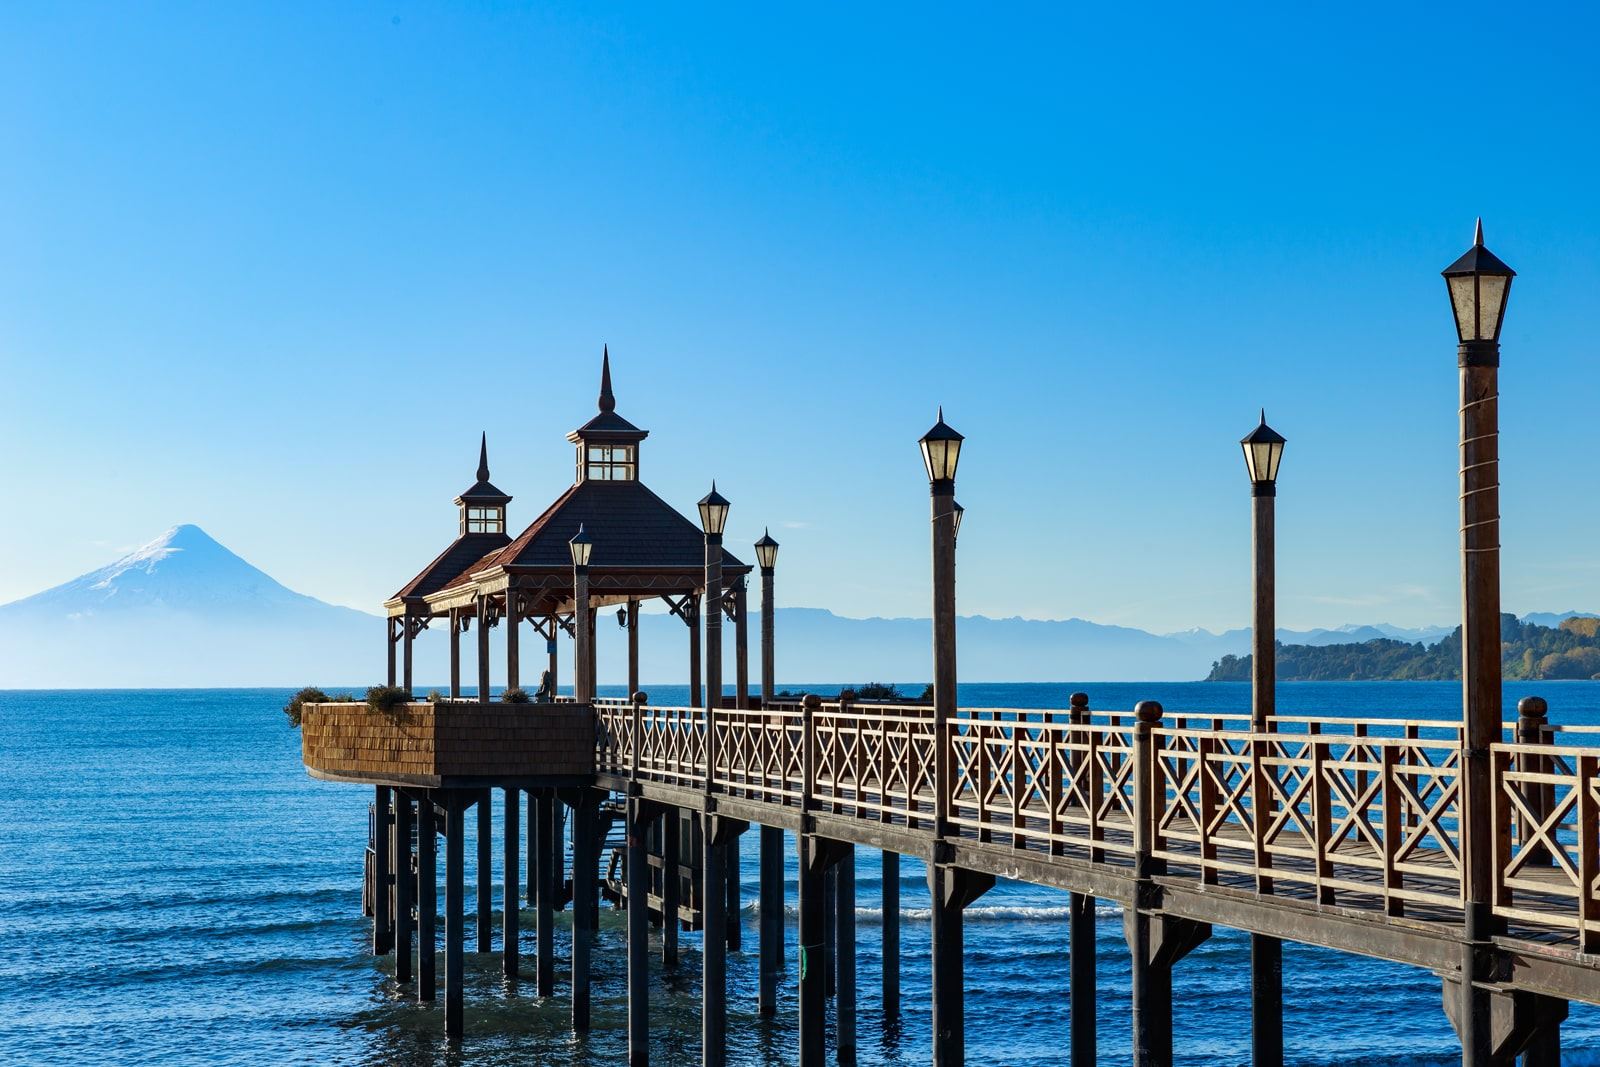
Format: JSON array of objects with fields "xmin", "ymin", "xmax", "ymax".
[
  {"xmin": 570, "ymin": 525, "xmax": 593, "ymax": 703},
  {"xmin": 1444, "ymin": 220, "xmax": 1514, "ymax": 1067},
  {"xmin": 1241, "ymin": 411, "xmax": 1286, "ymax": 1067},
  {"xmin": 753, "ymin": 527, "xmax": 782, "ymax": 1017},
  {"xmin": 697, "ymin": 482, "xmax": 731, "ymax": 1067},
  {"xmin": 921, "ymin": 407, "xmax": 979, "ymax": 1067}
]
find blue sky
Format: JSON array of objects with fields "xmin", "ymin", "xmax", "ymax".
[{"xmin": 2, "ymin": 3, "xmax": 1598, "ymax": 632}]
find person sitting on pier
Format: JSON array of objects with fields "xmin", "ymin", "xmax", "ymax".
[{"xmin": 535, "ymin": 669, "xmax": 555, "ymax": 703}]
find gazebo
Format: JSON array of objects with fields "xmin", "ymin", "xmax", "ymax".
[{"xmin": 383, "ymin": 349, "xmax": 754, "ymax": 706}]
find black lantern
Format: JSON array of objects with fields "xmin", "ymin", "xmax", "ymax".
[
  {"xmin": 569, "ymin": 524, "xmax": 593, "ymax": 568},
  {"xmin": 919, "ymin": 407, "xmax": 963, "ymax": 485},
  {"xmin": 617, "ymin": 606, "xmax": 628, "ymax": 629},
  {"xmin": 754, "ymin": 528, "xmax": 779, "ymax": 570},
  {"xmin": 1442, "ymin": 219, "xmax": 1515, "ymax": 344},
  {"xmin": 698, "ymin": 482, "xmax": 730, "ymax": 537},
  {"xmin": 1241, "ymin": 411, "xmax": 1286, "ymax": 487},
  {"xmin": 953, "ymin": 501, "xmax": 965, "ymax": 541}
]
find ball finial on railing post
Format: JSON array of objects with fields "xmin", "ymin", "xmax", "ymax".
[
  {"xmin": 1516, "ymin": 695, "xmax": 1549, "ymax": 740},
  {"xmin": 1069, "ymin": 691, "xmax": 1090, "ymax": 723},
  {"xmin": 1134, "ymin": 700, "xmax": 1164, "ymax": 724}
]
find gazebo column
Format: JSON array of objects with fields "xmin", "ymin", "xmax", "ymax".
[
  {"xmin": 387, "ymin": 617, "xmax": 398, "ymax": 687},
  {"xmin": 506, "ymin": 593, "xmax": 520, "ymax": 692},
  {"xmin": 449, "ymin": 609, "xmax": 462, "ymax": 699},
  {"xmin": 403, "ymin": 616, "xmax": 416, "ymax": 694},
  {"xmin": 476, "ymin": 594, "xmax": 491, "ymax": 703},
  {"xmin": 627, "ymin": 599, "xmax": 640, "ymax": 698},
  {"xmin": 548, "ymin": 613, "xmax": 559, "ymax": 697}
]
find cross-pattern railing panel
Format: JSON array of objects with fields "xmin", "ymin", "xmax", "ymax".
[
  {"xmin": 1492, "ymin": 742, "xmax": 1600, "ymax": 950},
  {"xmin": 588, "ymin": 698, "xmax": 1600, "ymax": 953}
]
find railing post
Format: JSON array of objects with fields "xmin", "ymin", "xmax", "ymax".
[
  {"xmin": 803, "ymin": 694, "xmax": 820, "ymax": 806},
  {"xmin": 1129, "ymin": 699, "xmax": 1168, "ymax": 1067},
  {"xmin": 631, "ymin": 691, "xmax": 646, "ymax": 780},
  {"xmin": 1579, "ymin": 753, "xmax": 1599, "ymax": 954},
  {"xmin": 1516, "ymin": 696, "xmax": 1551, "ymax": 868}
]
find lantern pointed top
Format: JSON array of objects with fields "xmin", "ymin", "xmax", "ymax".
[
  {"xmin": 700, "ymin": 480, "xmax": 731, "ymax": 508},
  {"xmin": 599, "ymin": 345, "xmax": 616, "ymax": 413},
  {"xmin": 477, "ymin": 431, "xmax": 490, "ymax": 483},
  {"xmin": 1241, "ymin": 412, "xmax": 1286, "ymax": 446},
  {"xmin": 1443, "ymin": 219, "xmax": 1515, "ymax": 278}
]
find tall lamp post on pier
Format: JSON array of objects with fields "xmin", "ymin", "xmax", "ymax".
[
  {"xmin": 921, "ymin": 408, "xmax": 990, "ymax": 1067},
  {"xmin": 570, "ymin": 526, "xmax": 593, "ymax": 702},
  {"xmin": 697, "ymin": 482, "xmax": 732, "ymax": 1067},
  {"xmin": 1443, "ymin": 220, "xmax": 1514, "ymax": 1067},
  {"xmin": 753, "ymin": 527, "xmax": 783, "ymax": 1018},
  {"xmin": 1241, "ymin": 412, "xmax": 1286, "ymax": 1067}
]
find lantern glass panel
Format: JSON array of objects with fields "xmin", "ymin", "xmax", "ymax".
[{"xmin": 1477, "ymin": 274, "xmax": 1508, "ymax": 340}]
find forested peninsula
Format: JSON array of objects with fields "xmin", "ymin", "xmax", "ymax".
[{"xmin": 1206, "ymin": 615, "xmax": 1600, "ymax": 682}]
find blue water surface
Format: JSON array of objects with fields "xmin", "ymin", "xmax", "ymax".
[{"xmin": 1, "ymin": 681, "xmax": 1598, "ymax": 1066}]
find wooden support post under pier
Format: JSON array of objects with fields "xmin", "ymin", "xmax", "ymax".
[
  {"xmin": 445, "ymin": 795, "xmax": 466, "ymax": 1044},
  {"xmin": 930, "ymin": 863, "xmax": 995, "ymax": 1067},
  {"xmin": 477, "ymin": 791, "xmax": 493, "ymax": 953},
  {"xmin": 418, "ymin": 794, "xmax": 436, "ymax": 1001},
  {"xmin": 758, "ymin": 825, "xmax": 784, "ymax": 1016},
  {"xmin": 374, "ymin": 786, "xmax": 392, "ymax": 955},
  {"xmin": 882, "ymin": 851, "xmax": 900, "ymax": 1023},
  {"xmin": 394, "ymin": 792, "xmax": 413, "ymax": 983},
  {"xmin": 836, "ymin": 847, "xmax": 857, "ymax": 1064},
  {"xmin": 726, "ymin": 833, "xmax": 741, "ymax": 952},
  {"xmin": 1251, "ymin": 934, "xmax": 1282, "ymax": 1067},
  {"xmin": 662, "ymin": 807, "xmax": 680, "ymax": 967},
  {"xmin": 572, "ymin": 790, "xmax": 599, "ymax": 1032},
  {"xmin": 703, "ymin": 816, "xmax": 730, "ymax": 1067},
  {"xmin": 1069, "ymin": 890, "xmax": 1095, "ymax": 1067},
  {"xmin": 824, "ymin": 864, "xmax": 837, "ymax": 999},
  {"xmin": 527, "ymin": 791, "xmax": 537, "ymax": 911},
  {"xmin": 537, "ymin": 790, "xmax": 557, "ymax": 997},
  {"xmin": 797, "ymin": 834, "xmax": 844, "ymax": 1067},
  {"xmin": 627, "ymin": 797, "xmax": 653, "ymax": 1066},
  {"xmin": 503, "ymin": 787, "xmax": 519, "ymax": 979}
]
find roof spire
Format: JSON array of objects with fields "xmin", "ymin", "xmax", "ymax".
[
  {"xmin": 1260, "ymin": 407, "xmax": 1266, "ymax": 425},
  {"xmin": 1474, "ymin": 217, "xmax": 1484, "ymax": 246},
  {"xmin": 477, "ymin": 431, "xmax": 490, "ymax": 483},
  {"xmin": 599, "ymin": 345, "xmax": 616, "ymax": 413}
]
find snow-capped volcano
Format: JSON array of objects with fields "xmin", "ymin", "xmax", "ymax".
[
  {"xmin": 0, "ymin": 525, "xmax": 378, "ymax": 687},
  {"xmin": 6, "ymin": 524, "xmax": 336, "ymax": 618}
]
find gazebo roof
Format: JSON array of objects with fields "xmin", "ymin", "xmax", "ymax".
[
  {"xmin": 392, "ymin": 530, "xmax": 512, "ymax": 602},
  {"xmin": 438, "ymin": 478, "xmax": 747, "ymax": 593}
]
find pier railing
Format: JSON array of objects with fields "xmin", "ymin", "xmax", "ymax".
[{"xmin": 593, "ymin": 696, "xmax": 1600, "ymax": 954}]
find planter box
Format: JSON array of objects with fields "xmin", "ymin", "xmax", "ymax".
[{"xmin": 301, "ymin": 701, "xmax": 596, "ymax": 786}]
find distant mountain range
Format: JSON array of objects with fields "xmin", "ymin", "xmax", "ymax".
[{"xmin": 0, "ymin": 525, "xmax": 1590, "ymax": 688}]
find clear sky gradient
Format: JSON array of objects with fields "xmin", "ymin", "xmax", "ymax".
[{"xmin": 3, "ymin": 3, "xmax": 1598, "ymax": 632}]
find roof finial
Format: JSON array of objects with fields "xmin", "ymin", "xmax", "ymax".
[
  {"xmin": 1474, "ymin": 217, "xmax": 1484, "ymax": 246},
  {"xmin": 477, "ymin": 431, "xmax": 490, "ymax": 482},
  {"xmin": 938, "ymin": 404, "xmax": 945, "ymax": 423},
  {"xmin": 1260, "ymin": 407, "xmax": 1267, "ymax": 425},
  {"xmin": 599, "ymin": 345, "xmax": 616, "ymax": 413}
]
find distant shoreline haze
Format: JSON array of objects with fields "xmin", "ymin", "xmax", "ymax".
[{"xmin": 0, "ymin": 525, "xmax": 1595, "ymax": 688}]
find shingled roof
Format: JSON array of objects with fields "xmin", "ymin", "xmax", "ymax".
[
  {"xmin": 393, "ymin": 530, "xmax": 513, "ymax": 600},
  {"xmin": 438, "ymin": 479, "xmax": 747, "ymax": 592}
]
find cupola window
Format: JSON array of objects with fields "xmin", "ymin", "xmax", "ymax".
[
  {"xmin": 585, "ymin": 444, "xmax": 636, "ymax": 482},
  {"xmin": 465, "ymin": 506, "xmax": 505, "ymax": 534}
]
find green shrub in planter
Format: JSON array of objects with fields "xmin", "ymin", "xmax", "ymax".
[
  {"xmin": 283, "ymin": 686, "xmax": 329, "ymax": 728},
  {"xmin": 365, "ymin": 685, "xmax": 411, "ymax": 719},
  {"xmin": 503, "ymin": 686, "xmax": 531, "ymax": 704}
]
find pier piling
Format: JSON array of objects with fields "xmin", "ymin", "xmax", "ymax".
[
  {"xmin": 477, "ymin": 791, "xmax": 492, "ymax": 952},
  {"xmin": 758, "ymin": 825, "xmax": 783, "ymax": 1015},
  {"xmin": 837, "ymin": 847, "xmax": 857, "ymax": 1064},
  {"xmin": 374, "ymin": 785, "xmax": 392, "ymax": 955},
  {"xmin": 572, "ymin": 790, "xmax": 599, "ymax": 1032},
  {"xmin": 627, "ymin": 797, "xmax": 653, "ymax": 1065},
  {"xmin": 418, "ymin": 795, "xmax": 437, "ymax": 1001},
  {"xmin": 797, "ymin": 834, "xmax": 845, "ymax": 1067},
  {"xmin": 394, "ymin": 793, "xmax": 413, "ymax": 983},
  {"xmin": 537, "ymin": 790, "xmax": 556, "ymax": 997},
  {"xmin": 703, "ymin": 816, "xmax": 730, "ymax": 1067},
  {"xmin": 445, "ymin": 795, "xmax": 466, "ymax": 1044},
  {"xmin": 662, "ymin": 807, "xmax": 680, "ymax": 967},
  {"xmin": 504, "ymin": 787, "xmax": 519, "ymax": 979},
  {"xmin": 882, "ymin": 850, "xmax": 899, "ymax": 1023},
  {"xmin": 1070, "ymin": 890, "xmax": 1095, "ymax": 1066},
  {"xmin": 930, "ymin": 863, "xmax": 994, "ymax": 1066}
]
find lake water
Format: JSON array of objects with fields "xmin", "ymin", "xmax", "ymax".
[{"xmin": 3, "ymin": 681, "xmax": 1599, "ymax": 1066}]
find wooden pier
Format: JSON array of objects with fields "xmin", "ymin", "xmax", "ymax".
[{"xmin": 302, "ymin": 234, "xmax": 1599, "ymax": 1066}]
